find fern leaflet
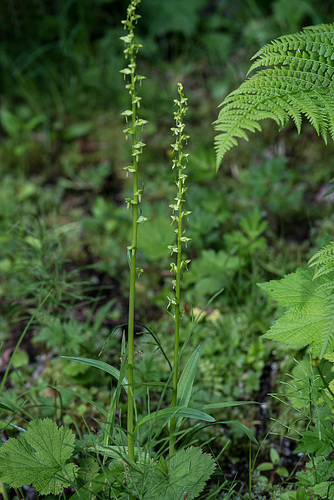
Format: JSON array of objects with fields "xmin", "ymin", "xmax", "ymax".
[
  {"xmin": 309, "ymin": 241, "xmax": 334, "ymax": 280},
  {"xmin": 214, "ymin": 23, "xmax": 334, "ymax": 168}
]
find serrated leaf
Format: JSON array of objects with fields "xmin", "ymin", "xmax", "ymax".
[
  {"xmin": 295, "ymin": 422, "xmax": 334, "ymax": 456},
  {"xmin": 258, "ymin": 268, "xmax": 334, "ymax": 357},
  {"xmin": 259, "ymin": 268, "xmax": 317, "ymax": 307},
  {"xmin": 142, "ymin": 447, "xmax": 216, "ymax": 500},
  {"xmin": 313, "ymin": 481, "xmax": 334, "ymax": 499},
  {"xmin": 0, "ymin": 418, "xmax": 77, "ymax": 494}
]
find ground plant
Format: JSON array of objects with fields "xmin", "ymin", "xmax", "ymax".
[{"xmin": 1, "ymin": 1, "xmax": 334, "ymax": 499}]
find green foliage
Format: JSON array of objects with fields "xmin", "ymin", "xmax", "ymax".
[
  {"xmin": 256, "ymin": 447, "xmax": 289, "ymax": 478},
  {"xmin": 0, "ymin": 418, "xmax": 77, "ymax": 495},
  {"xmin": 138, "ymin": 214, "xmax": 175, "ymax": 261},
  {"xmin": 239, "ymin": 156, "xmax": 304, "ymax": 217},
  {"xmin": 224, "ymin": 208, "xmax": 268, "ymax": 261},
  {"xmin": 215, "ymin": 22, "xmax": 334, "ymax": 167},
  {"xmin": 296, "ymin": 456, "xmax": 334, "ymax": 497},
  {"xmin": 140, "ymin": 0, "xmax": 206, "ymax": 39},
  {"xmin": 4, "ymin": 2, "xmax": 334, "ymax": 499},
  {"xmin": 185, "ymin": 249, "xmax": 242, "ymax": 301},
  {"xmin": 280, "ymin": 487, "xmax": 311, "ymax": 500}
]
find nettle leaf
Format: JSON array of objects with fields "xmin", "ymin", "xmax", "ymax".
[
  {"xmin": 258, "ymin": 268, "xmax": 334, "ymax": 357},
  {"xmin": 0, "ymin": 418, "xmax": 77, "ymax": 494},
  {"xmin": 142, "ymin": 447, "xmax": 216, "ymax": 500},
  {"xmin": 313, "ymin": 482, "xmax": 334, "ymax": 499}
]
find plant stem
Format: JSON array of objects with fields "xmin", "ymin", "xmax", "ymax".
[
  {"xmin": 120, "ymin": 0, "xmax": 146, "ymax": 463},
  {"xmin": 127, "ymin": 156, "xmax": 138, "ymax": 463},
  {"xmin": 168, "ymin": 83, "xmax": 190, "ymax": 457},
  {"xmin": 169, "ymin": 176, "xmax": 183, "ymax": 456}
]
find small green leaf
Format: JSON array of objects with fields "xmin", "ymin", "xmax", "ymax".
[
  {"xmin": 276, "ymin": 466, "xmax": 289, "ymax": 477},
  {"xmin": 0, "ymin": 418, "xmax": 77, "ymax": 495},
  {"xmin": 257, "ymin": 462, "xmax": 274, "ymax": 471},
  {"xmin": 270, "ymin": 447, "xmax": 280, "ymax": 465}
]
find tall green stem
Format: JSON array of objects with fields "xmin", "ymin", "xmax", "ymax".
[
  {"xmin": 168, "ymin": 84, "xmax": 190, "ymax": 457},
  {"xmin": 120, "ymin": 0, "xmax": 146, "ymax": 463}
]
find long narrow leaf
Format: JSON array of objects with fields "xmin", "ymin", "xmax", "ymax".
[
  {"xmin": 61, "ymin": 356, "xmax": 128, "ymax": 393},
  {"xmin": 203, "ymin": 401, "xmax": 259, "ymax": 410},
  {"xmin": 177, "ymin": 345, "xmax": 203, "ymax": 408},
  {"xmin": 136, "ymin": 406, "xmax": 215, "ymax": 430}
]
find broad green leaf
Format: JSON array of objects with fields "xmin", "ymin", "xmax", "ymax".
[
  {"xmin": 259, "ymin": 268, "xmax": 319, "ymax": 307},
  {"xmin": 61, "ymin": 356, "xmax": 128, "ymax": 393},
  {"xmin": 0, "ymin": 418, "xmax": 77, "ymax": 494},
  {"xmin": 136, "ymin": 406, "xmax": 215, "ymax": 430},
  {"xmin": 313, "ymin": 482, "xmax": 334, "ymax": 499},
  {"xmin": 141, "ymin": 447, "xmax": 216, "ymax": 500},
  {"xmin": 259, "ymin": 268, "xmax": 334, "ymax": 357}
]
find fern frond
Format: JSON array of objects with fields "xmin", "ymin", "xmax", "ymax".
[
  {"xmin": 309, "ymin": 241, "xmax": 334, "ymax": 279},
  {"xmin": 215, "ymin": 22, "xmax": 334, "ymax": 168}
]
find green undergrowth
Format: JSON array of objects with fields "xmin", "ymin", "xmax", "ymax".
[{"xmin": 1, "ymin": 1, "xmax": 334, "ymax": 499}]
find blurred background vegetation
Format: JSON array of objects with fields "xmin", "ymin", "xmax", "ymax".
[{"xmin": 1, "ymin": 0, "xmax": 334, "ymax": 496}]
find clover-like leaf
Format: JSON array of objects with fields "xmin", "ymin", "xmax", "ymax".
[{"xmin": 0, "ymin": 418, "xmax": 77, "ymax": 495}]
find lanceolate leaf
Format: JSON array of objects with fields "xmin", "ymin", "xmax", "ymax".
[
  {"xmin": 0, "ymin": 418, "xmax": 77, "ymax": 494},
  {"xmin": 61, "ymin": 356, "xmax": 128, "ymax": 393},
  {"xmin": 177, "ymin": 345, "xmax": 203, "ymax": 408},
  {"xmin": 258, "ymin": 268, "xmax": 334, "ymax": 357},
  {"xmin": 136, "ymin": 406, "xmax": 215, "ymax": 430},
  {"xmin": 214, "ymin": 23, "xmax": 334, "ymax": 168}
]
